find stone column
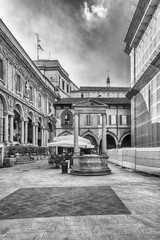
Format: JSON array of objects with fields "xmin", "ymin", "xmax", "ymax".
[
  {"xmin": 24, "ymin": 120, "xmax": 28, "ymax": 144},
  {"xmin": 21, "ymin": 117, "xmax": 24, "ymax": 144},
  {"xmin": 74, "ymin": 113, "xmax": 79, "ymax": 155},
  {"xmin": 41, "ymin": 127, "xmax": 44, "ymax": 146},
  {"xmin": 9, "ymin": 115, "xmax": 14, "ymax": 143},
  {"xmin": 32, "ymin": 123, "xmax": 35, "ymax": 145},
  {"xmin": 4, "ymin": 113, "xmax": 9, "ymax": 143},
  {"xmin": 102, "ymin": 113, "xmax": 107, "ymax": 154}
]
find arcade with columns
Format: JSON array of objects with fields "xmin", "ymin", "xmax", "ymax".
[{"xmin": 0, "ymin": 93, "xmax": 56, "ymax": 146}]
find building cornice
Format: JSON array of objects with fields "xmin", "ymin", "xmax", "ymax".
[
  {"xmin": 126, "ymin": 53, "xmax": 160, "ymax": 99},
  {"xmin": 0, "ymin": 19, "xmax": 58, "ymax": 98},
  {"xmin": 124, "ymin": 0, "xmax": 159, "ymax": 55}
]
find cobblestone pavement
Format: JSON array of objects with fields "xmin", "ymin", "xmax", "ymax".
[{"xmin": 0, "ymin": 160, "xmax": 160, "ymax": 240}]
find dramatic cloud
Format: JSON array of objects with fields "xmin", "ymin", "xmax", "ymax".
[
  {"xmin": 83, "ymin": 1, "xmax": 109, "ymax": 22},
  {"xmin": 0, "ymin": 0, "xmax": 138, "ymax": 87}
]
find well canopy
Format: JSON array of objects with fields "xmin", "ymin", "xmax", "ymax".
[{"xmin": 47, "ymin": 134, "xmax": 94, "ymax": 149}]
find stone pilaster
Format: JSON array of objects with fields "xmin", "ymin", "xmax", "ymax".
[
  {"xmin": 32, "ymin": 123, "xmax": 35, "ymax": 145},
  {"xmin": 102, "ymin": 113, "xmax": 107, "ymax": 154},
  {"xmin": 74, "ymin": 113, "xmax": 79, "ymax": 155},
  {"xmin": 4, "ymin": 112, "xmax": 8, "ymax": 143},
  {"xmin": 20, "ymin": 117, "xmax": 24, "ymax": 144},
  {"xmin": 9, "ymin": 115, "xmax": 14, "ymax": 143},
  {"xmin": 24, "ymin": 120, "xmax": 28, "ymax": 144}
]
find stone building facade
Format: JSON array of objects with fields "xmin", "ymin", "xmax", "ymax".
[
  {"xmin": 124, "ymin": 0, "xmax": 160, "ymax": 147},
  {"xmin": 34, "ymin": 60, "xmax": 79, "ymax": 99},
  {"xmin": 55, "ymin": 87, "xmax": 131, "ymax": 153},
  {"xmin": 0, "ymin": 19, "xmax": 57, "ymax": 147}
]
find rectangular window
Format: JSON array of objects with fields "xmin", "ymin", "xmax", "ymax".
[
  {"xmin": 109, "ymin": 115, "xmax": 116, "ymax": 125},
  {"xmin": 38, "ymin": 94, "xmax": 41, "ymax": 108},
  {"xmin": 97, "ymin": 114, "xmax": 102, "ymax": 125},
  {"xmin": 48, "ymin": 102, "xmax": 52, "ymax": 113},
  {"xmin": 62, "ymin": 80, "xmax": 65, "ymax": 90},
  {"xmin": 67, "ymin": 84, "xmax": 69, "ymax": 93},
  {"xmin": 120, "ymin": 115, "xmax": 127, "ymax": 125},
  {"xmin": 86, "ymin": 114, "xmax": 91, "ymax": 126},
  {"xmin": 16, "ymin": 75, "xmax": 21, "ymax": 93},
  {"xmin": 0, "ymin": 59, "xmax": 3, "ymax": 80},
  {"xmin": 29, "ymin": 86, "xmax": 33, "ymax": 102},
  {"xmin": 86, "ymin": 92, "xmax": 90, "ymax": 98}
]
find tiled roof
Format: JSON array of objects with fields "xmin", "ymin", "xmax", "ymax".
[
  {"xmin": 79, "ymin": 87, "xmax": 130, "ymax": 92},
  {"xmin": 55, "ymin": 98, "xmax": 130, "ymax": 105}
]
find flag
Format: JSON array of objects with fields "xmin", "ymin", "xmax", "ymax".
[
  {"xmin": 36, "ymin": 33, "xmax": 43, "ymax": 51},
  {"xmin": 38, "ymin": 43, "xmax": 43, "ymax": 51}
]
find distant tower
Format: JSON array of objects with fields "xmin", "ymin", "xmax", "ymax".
[{"xmin": 106, "ymin": 70, "xmax": 110, "ymax": 87}]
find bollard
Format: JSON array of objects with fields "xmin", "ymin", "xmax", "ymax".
[{"xmin": 61, "ymin": 162, "xmax": 68, "ymax": 174}]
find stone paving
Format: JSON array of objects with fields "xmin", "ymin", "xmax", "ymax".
[{"xmin": 0, "ymin": 160, "xmax": 160, "ymax": 240}]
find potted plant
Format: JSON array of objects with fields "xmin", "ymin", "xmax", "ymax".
[
  {"xmin": 48, "ymin": 153, "xmax": 61, "ymax": 168},
  {"xmin": 8, "ymin": 145, "xmax": 16, "ymax": 157}
]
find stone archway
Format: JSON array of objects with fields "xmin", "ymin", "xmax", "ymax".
[
  {"xmin": 48, "ymin": 122, "xmax": 53, "ymax": 143},
  {"xmin": 0, "ymin": 93, "xmax": 8, "ymax": 143},
  {"xmin": 99, "ymin": 133, "xmax": 117, "ymax": 152},
  {"xmin": 83, "ymin": 134, "xmax": 98, "ymax": 151},
  {"xmin": 107, "ymin": 134, "xmax": 117, "ymax": 149},
  {"xmin": 28, "ymin": 112, "xmax": 33, "ymax": 144},
  {"xmin": 38, "ymin": 117, "xmax": 44, "ymax": 146},
  {"xmin": 120, "ymin": 133, "xmax": 131, "ymax": 148},
  {"xmin": 13, "ymin": 104, "xmax": 24, "ymax": 143}
]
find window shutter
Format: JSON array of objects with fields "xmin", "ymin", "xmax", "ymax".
[
  {"xmin": 106, "ymin": 115, "xmax": 107, "ymax": 125},
  {"xmin": 109, "ymin": 115, "xmax": 111, "ymax": 125}
]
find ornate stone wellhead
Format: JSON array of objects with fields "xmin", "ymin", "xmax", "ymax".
[{"xmin": 70, "ymin": 99, "xmax": 111, "ymax": 176}]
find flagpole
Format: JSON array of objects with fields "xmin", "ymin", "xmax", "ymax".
[
  {"xmin": 36, "ymin": 33, "xmax": 43, "ymax": 60},
  {"xmin": 36, "ymin": 34, "xmax": 39, "ymax": 60}
]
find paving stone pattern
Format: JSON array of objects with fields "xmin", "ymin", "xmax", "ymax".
[
  {"xmin": 0, "ymin": 160, "xmax": 160, "ymax": 240},
  {"xmin": 0, "ymin": 186, "xmax": 130, "ymax": 219}
]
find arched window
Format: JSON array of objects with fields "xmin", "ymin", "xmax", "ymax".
[
  {"xmin": 29, "ymin": 86, "xmax": 33, "ymax": 102},
  {"xmin": 38, "ymin": 93, "xmax": 41, "ymax": 108},
  {"xmin": 0, "ymin": 97, "xmax": 4, "ymax": 143},
  {"xmin": 0, "ymin": 59, "xmax": 3, "ymax": 80},
  {"xmin": 65, "ymin": 114, "xmax": 70, "ymax": 125},
  {"xmin": 61, "ymin": 110, "xmax": 73, "ymax": 127},
  {"xmin": 16, "ymin": 75, "xmax": 21, "ymax": 93}
]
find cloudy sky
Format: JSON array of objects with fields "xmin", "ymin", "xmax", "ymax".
[{"xmin": 0, "ymin": 0, "xmax": 138, "ymax": 87}]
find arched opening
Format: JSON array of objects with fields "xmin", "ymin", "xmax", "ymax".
[
  {"xmin": 38, "ymin": 121, "xmax": 41, "ymax": 146},
  {"xmin": 0, "ymin": 97, "xmax": 4, "ymax": 143},
  {"xmin": 28, "ymin": 117, "xmax": 33, "ymax": 144},
  {"xmin": 64, "ymin": 114, "xmax": 70, "ymax": 125},
  {"xmin": 99, "ymin": 134, "xmax": 117, "ymax": 153},
  {"xmin": 107, "ymin": 135, "xmax": 116, "ymax": 149},
  {"xmin": 61, "ymin": 110, "xmax": 73, "ymax": 127},
  {"xmin": 13, "ymin": 105, "xmax": 22, "ymax": 143},
  {"xmin": 48, "ymin": 122, "xmax": 53, "ymax": 143},
  {"xmin": 83, "ymin": 134, "xmax": 98, "ymax": 151},
  {"xmin": 121, "ymin": 134, "xmax": 131, "ymax": 147}
]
